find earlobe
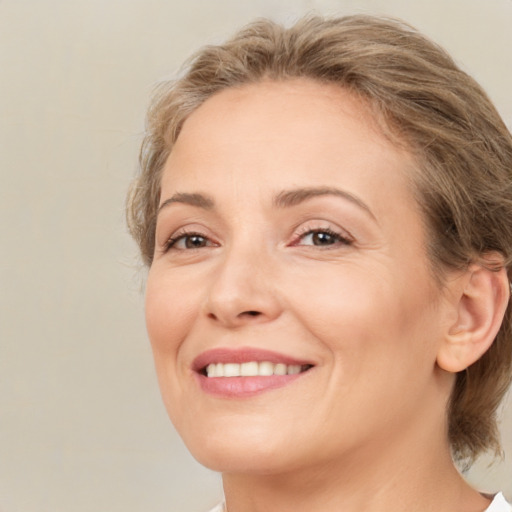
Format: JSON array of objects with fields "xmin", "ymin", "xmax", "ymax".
[{"xmin": 436, "ymin": 260, "xmax": 510, "ymax": 373}]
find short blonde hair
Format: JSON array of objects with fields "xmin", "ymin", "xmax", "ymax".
[{"xmin": 127, "ymin": 15, "xmax": 512, "ymax": 464}]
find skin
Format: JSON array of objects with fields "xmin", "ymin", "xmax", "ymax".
[{"xmin": 145, "ymin": 79, "xmax": 494, "ymax": 512}]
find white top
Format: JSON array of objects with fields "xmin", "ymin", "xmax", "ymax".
[
  {"xmin": 207, "ymin": 493, "xmax": 511, "ymax": 512},
  {"xmin": 487, "ymin": 493, "xmax": 512, "ymax": 511},
  {"xmin": 207, "ymin": 505, "xmax": 225, "ymax": 512}
]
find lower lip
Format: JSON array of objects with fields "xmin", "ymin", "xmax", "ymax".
[{"xmin": 195, "ymin": 373, "xmax": 305, "ymax": 398}]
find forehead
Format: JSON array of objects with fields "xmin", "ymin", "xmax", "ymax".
[
  {"xmin": 162, "ymin": 79, "xmax": 418, "ymax": 218},
  {"xmin": 174, "ymin": 79, "xmax": 389, "ymax": 163}
]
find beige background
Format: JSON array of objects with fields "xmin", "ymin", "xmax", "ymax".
[{"xmin": 1, "ymin": 1, "xmax": 511, "ymax": 511}]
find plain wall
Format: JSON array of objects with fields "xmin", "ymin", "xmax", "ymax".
[{"xmin": 1, "ymin": 1, "xmax": 511, "ymax": 511}]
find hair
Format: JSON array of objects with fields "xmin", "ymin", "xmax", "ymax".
[{"xmin": 126, "ymin": 14, "xmax": 512, "ymax": 465}]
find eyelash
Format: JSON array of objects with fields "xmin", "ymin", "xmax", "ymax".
[
  {"xmin": 292, "ymin": 226, "xmax": 354, "ymax": 248},
  {"xmin": 164, "ymin": 230, "xmax": 216, "ymax": 252},
  {"xmin": 163, "ymin": 225, "xmax": 353, "ymax": 253}
]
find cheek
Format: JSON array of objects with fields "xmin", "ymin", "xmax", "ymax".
[
  {"xmin": 285, "ymin": 263, "xmax": 396, "ymax": 335},
  {"xmin": 145, "ymin": 270, "xmax": 200, "ymax": 358},
  {"xmin": 144, "ymin": 271, "xmax": 202, "ymax": 424},
  {"xmin": 283, "ymin": 262, "xmax": 438, "ymax": 369}
]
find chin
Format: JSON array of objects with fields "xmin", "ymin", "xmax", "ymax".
[
  {"xmin": 177, "ymin": 419, "xmax": 301, "ymax": 474},
  {"xmin": 193, "ymin": 447, "xmax": 281, "ymax": 474}
]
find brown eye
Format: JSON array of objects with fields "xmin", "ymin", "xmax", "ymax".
[
  {"xmin": 184, "ymin": 235, "xmax": 208, "ymax": 248},
  {"xmin": 298, "ymin": 229, "xmax": 352, "ymax": 247},
  {"xmin": 311, "ymin": 231, "xmax": 337, "ymax": 246},
  {"xmin": 165, "ymin": 232, "xmax": 216, "ymax": 251}
]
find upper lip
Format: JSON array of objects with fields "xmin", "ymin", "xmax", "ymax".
[{"xmin": 192, "ymin": 347, "xmax": 314, "ymax": 373}]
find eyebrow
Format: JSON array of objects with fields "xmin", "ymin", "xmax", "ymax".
[
  {"xmin": 273, "ymin": 187, "xmax": 376, "ymax": 220},
  {"xmin": 158, "ymin": 192, "xmax": 215, "ymax": 213},
  {"xmin": 158, "ymin": 186, "xmax": 376, "ymax": 220}
]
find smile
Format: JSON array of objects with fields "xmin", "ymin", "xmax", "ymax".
[{"xmin": 193, "ymin": 348, "xmax": 314, "ymax": 397}]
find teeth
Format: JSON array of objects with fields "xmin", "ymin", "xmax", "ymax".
[
  {"xmin": 205, "ymin": 362, "xmax": 309, "ymax": 378},
  {"xmin": 274, "ymin": 363, "xmax": 287, "ymax": 375},
  {"xmin": 259, "ymin": 361, "xmax": 274, "ymax": 376},
  {"xmin": 223, "ymin": 363, "xmax": 240, "ymax": 377},
  {"xmin": 287, "ymin": 365, "xmax": 301, "ymax": 375},
  {"xmin": 240, "ymin": 361, "xmax": 259, "ymax": 376}
]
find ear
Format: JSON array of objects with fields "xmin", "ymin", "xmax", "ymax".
[{"xmin": 436, "ymin": 259, "xmax": 510, "ymax": 373}]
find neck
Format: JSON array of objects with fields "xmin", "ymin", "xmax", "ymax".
[{"xmin": 221, "ymin": 426, "xmax": 490, "ymax": 512}]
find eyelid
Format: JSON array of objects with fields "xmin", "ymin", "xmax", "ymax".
[{"xmin": 294, "ymin": 220, "xmax": 353, "ymax": 238}]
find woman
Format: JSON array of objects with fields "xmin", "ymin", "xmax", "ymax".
[{"xmin": 127, "ymin": 15, "xmax": 512, "ymax": 512}]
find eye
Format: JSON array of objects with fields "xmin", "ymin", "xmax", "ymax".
[
  {"xmin": 164, "ymin": 231, "xmax": 216, "ymax": 251},
  {"xmin": 294, "ymin": 227, "xmax": 353, "ymax": 247}
]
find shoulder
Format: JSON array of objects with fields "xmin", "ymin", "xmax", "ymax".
[{"xmin": 486, "ymin": 493, "xmax": 512, "ymax": 512}]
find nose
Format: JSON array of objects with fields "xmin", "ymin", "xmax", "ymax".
[{"xmin": 203, "ymin": 244, "xmax": 282, "ymax": 328}]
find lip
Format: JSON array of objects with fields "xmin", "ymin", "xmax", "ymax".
[{"xmin": 192, "ymin": 347, "xmax": 314, "ymax": 398}]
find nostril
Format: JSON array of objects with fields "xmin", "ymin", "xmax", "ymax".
[{"xmin": 244, "ymin": 311, "xmax": 261, "ymax": 317}]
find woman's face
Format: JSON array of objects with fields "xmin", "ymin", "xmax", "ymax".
[{"xmin": 146, "ymin": 80, "xmax": 453, "ymax": 474}]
